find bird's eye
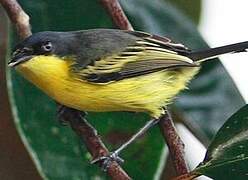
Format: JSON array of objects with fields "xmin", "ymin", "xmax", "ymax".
[{"xmin": 41, "ymin": 41, "xmax": 53, "ymax": 52}]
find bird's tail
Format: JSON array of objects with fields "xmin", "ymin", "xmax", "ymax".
[{"xmin": 187, "ymin": 41, "xmax": 248, "ymax": 62}]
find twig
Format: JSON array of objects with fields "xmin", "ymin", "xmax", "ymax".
[
  {"xmin": 1, "ymin": 0, "xmax": 130, "ymax": 179},
  {"xmin": 60, "ymin": 107, "xmax": 131, "ymax": 180},
  {"xmin": 100, "ymin": 0, "xmax": 133, "ymax": 30},
  {"xmin": 100, "ymin": 0, "xmax": 189, "ymax": 176},
  {"xmin": 0, "ymin": 0, "xmax": 31, "ymax": 39},
  {"xmin": 173, "ymin": 172, "xmax": 199, "ymax": 180},
  {"xmin": 159, "ymin": 110, "xmax": 189, "ymax": 175}
]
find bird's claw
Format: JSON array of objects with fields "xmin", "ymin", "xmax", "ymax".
[
  {"xmin": 57, "ymin": 105, "xmax": 70, "ymax": 125},
  {"xmin": 56, "ymin": 104, "xmax": 87, "ymax": 125},
  {"xmin": 91, "ymin": 152, "xmax": 124, "ymax": 171}
]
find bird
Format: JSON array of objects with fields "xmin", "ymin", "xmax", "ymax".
[{"xmin": 8, "ymin": 28, "xmax": 248, "ymax": 167}]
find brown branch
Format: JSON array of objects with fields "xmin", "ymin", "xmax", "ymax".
[
  {"xmin": 173, "ymin": 172, "xmax": 199, "ymax": 180},
  {"xmin": 1, "ymin": 0, "xmax": 130, "ymax": 179},
  {"xmin": 100, "ymin": 0, "xmax": 133, "ymax": 30},
  {"xmin": 159, "ymin": 110, "xmax": 189, "ymax": 175},
  {"xmin": 100, "ymin": 0, "xmax": 189, "ymax": 176},
  {"xmin": 0, "ymin": 0, "xmax": 31, "ymax": 39},
  {"xmin": 60, "ymin": 107, "xmax": 131, "ymax": 180}
]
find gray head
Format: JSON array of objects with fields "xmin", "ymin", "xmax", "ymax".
[
  {"xmin": 9, "ymin": 31, "xmax": 80, "ymax": 67},
  {"xmin": 8, "ymin": 29, "xmax": 140, "ymax": 67}
]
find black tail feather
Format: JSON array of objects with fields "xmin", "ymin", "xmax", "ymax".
[{"xmin": 187, "ymin": 41, "xmax": 248, "ymax": 62}]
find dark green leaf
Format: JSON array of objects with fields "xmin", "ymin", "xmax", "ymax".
[
  {"xmin": 165, "ymin": 0, "xmax": 202, "ymax": 24},
  {"xmin": 194, "ymin": 105, "xmax": 248, "ymax": 180}
]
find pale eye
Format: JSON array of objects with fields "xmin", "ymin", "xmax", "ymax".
[{"xmin": 42, "ymin": 41, "xmax": 53, "ymax": 52}]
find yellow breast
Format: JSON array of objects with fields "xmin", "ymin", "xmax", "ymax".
[{"xmin": 16, "ymin": 55, "xmax": 199, "ymax": 118}]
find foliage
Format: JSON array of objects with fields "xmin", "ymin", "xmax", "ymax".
[{"xmin": 193, "ymin": 105, "xmax": 248, "ymax": 180}]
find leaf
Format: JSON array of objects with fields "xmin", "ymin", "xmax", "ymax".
[
  {"xmin": 165, "ymin": 0, "xmax": 202, "ymax": 24},
  {"xmin": 194, "ymin": 105, "xmax": 248, "ymax": 180}
]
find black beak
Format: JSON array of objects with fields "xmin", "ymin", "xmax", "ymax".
[{"xmin": 8, "ymin": 50, "xmax": 33, "ymax": 67}]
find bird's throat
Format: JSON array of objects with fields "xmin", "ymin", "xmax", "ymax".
[{"xmin": 16, "ymin": 55, "xmax": 72, "ymax": 97}]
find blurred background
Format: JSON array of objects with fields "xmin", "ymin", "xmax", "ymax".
[
  {"xmin": 0, "ymin": 0, "xmax": 247, "ymax": 179},
  {"xmin": 200, "ymin": 0, "xmax": 248, "ymax": 101}
]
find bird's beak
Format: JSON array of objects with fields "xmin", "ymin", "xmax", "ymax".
[{"xmin": 8, "ymin": 50, "xmax": 33, "ymax": 67}]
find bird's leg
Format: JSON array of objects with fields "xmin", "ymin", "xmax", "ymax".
[
  {"xmin": 111, "ymin": 119, "xmax": 160, "ymax": 155},
  {"xmin": 91, "ymin": 118, "xmax": 160, "ymax": 170}
]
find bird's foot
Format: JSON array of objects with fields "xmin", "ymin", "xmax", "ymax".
[
  {"xmin": 57, "ymin": 105, "xmax": 69, "ymax": 125},
  {"xmin": 56, "ymin": 104, "xmax": 87, "ymax": 125},
  {"xmin": 91, "ymin": 152, "xmax": 124, "ymax": 171}
]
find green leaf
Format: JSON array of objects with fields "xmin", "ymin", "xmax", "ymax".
[
  {"xmin": 165, "ymin": 0, "xmax": 202, "ymax": 24},
  {"xmin": 194, "ymin": 105, "xmax": 248, "ymax": 180}
]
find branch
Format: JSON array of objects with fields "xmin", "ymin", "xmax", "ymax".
[
  {"xmin": 1, "ymin": 0, "xmax": 130, "ymax": 179},
  {"xmin": 173, "ymin": 172, "xmax": 198, "ymax": 180},
  {"xmin": 100, "ymin": 0, "xmax": 189, "ymax": 176},
  {"xmin": 159, "ymin": 111, "xmax": 189, "ymax": 175},
  {"xmin": 60, "ymin": 107, "xmax": 131, "ymax": 180},
  {"xmin": 0, "ymin": 0, "xmax": 31, "ymax": 39},
  {"xmin": 100, "ymin": 0, "xmax": 133, "ymax": 30}
]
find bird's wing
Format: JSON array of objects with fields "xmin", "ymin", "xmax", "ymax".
[{"xmin": 70, "ymin": 30, "xmax": 197, "ymax": 83}]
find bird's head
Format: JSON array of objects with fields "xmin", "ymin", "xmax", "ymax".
[{"xmin": 8, "ymin": 31, "xmax": 78, "ymax": 67}]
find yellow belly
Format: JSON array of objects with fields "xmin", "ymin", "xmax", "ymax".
[{"xmin": 16, "ymin": 56, "xmax": 199, "ymax": 118}]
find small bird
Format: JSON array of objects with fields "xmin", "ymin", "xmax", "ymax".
[{"xmin": 9, "ymin": 29, "xmax": 248, "ymax": 166}]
